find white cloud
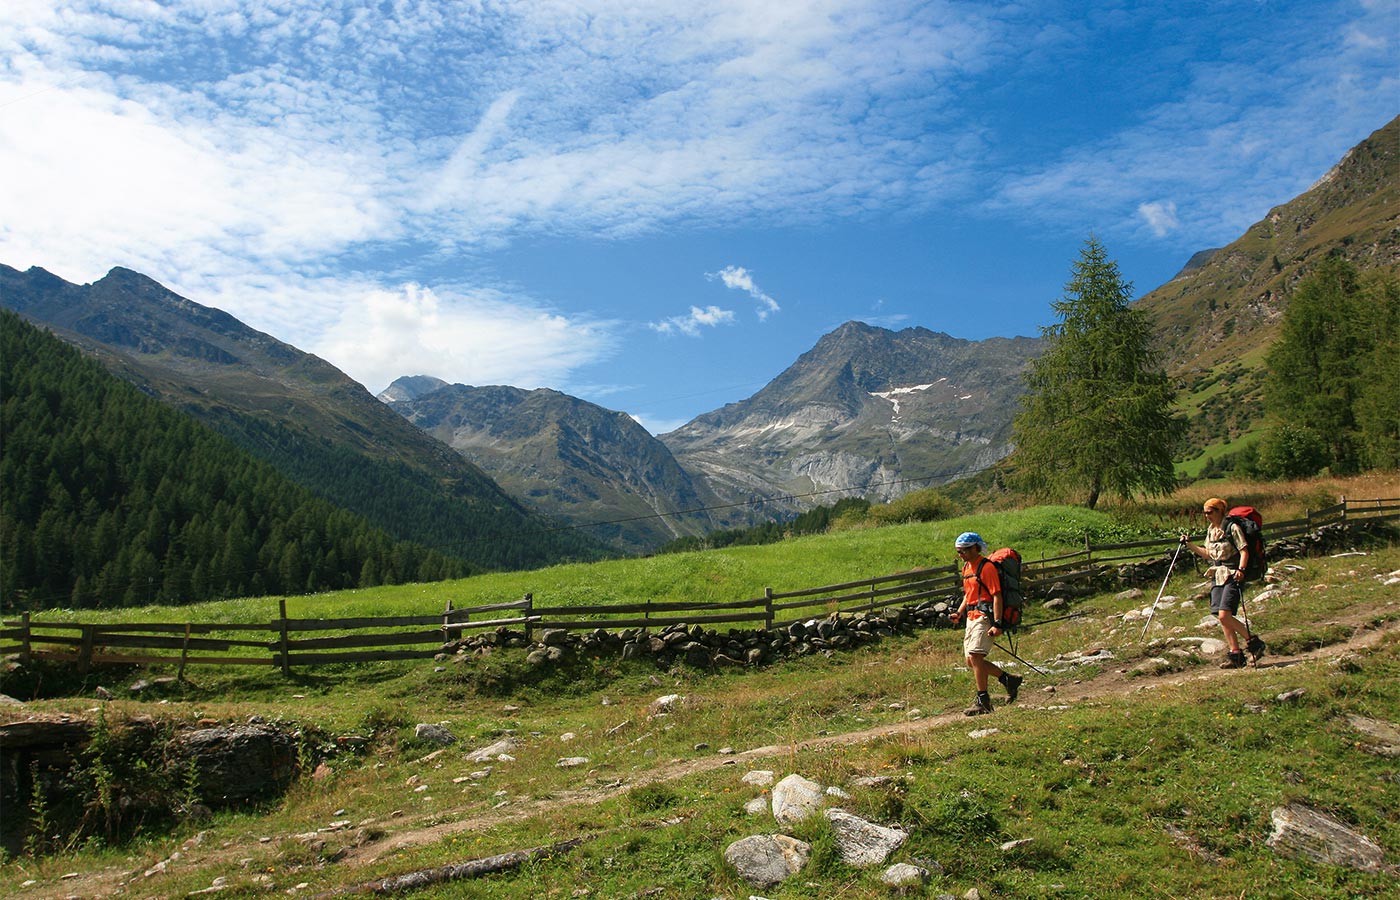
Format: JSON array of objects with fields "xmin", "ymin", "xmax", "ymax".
[
  {"xmin": 1138, "ymin": 200, "xmax": 1180, "ymax": 237},
  {"xmin": 650, "ymin": 304, "xmax": 736, "ymax": 338},
  {"xmin": 629, "ymin": 412, "xmax": 690, "ymax": 436},
  {"xmin": 710, "ymin": 265, "xmax": 781, "ymax": 320},
  {"xmin": 0, "ymin": 0, "xmax": 986, "ymax": 394},
  {"xmin": 988, "ymin": 1, "xmax": 1397, "ymax": 246},
  {"xmin": 309, "ymin": 281, "xmax": 619, "ymax": 395}
]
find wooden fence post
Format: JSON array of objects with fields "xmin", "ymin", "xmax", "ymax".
[
  {"xmin": 19, "ymin": 612, "xmax": 31, "ymax": 666},
  {"xmin": 523, "ymin": 593, "xmax": 534, "ymax": 642},
  {"xmin": 178, "ymin": 623, "xmax": 192, "ymax": 681},
  {"xmin": 278, "ymin": 598, "xmax": 291, "ymax": 676},
  {"xmin": 764, "ymin": 588, "xmax": 774, "ymax": 630},
  {"xmin": 79, "ymin": 625, "xmax": 95, "ymax": 675}
]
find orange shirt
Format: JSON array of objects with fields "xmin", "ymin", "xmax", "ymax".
[{"xmin": 962, "ymin": 556, "xmax": 1002, "ymax": 609}]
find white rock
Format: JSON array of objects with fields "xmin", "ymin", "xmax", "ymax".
[
  {"xmin": 824, "ymin": 809, "xmax": 908, "ymax": 866},
  {"xmin": 724, "ymin": 834, "xmax": 811, "ymax": 888},
  {"xmin": 1266, "ymin": 803, "xmax": 1387, "ymax": 871},
  {"xmin": 771, "ymin": 774, "xmax": 824, "ymax": 824},
  {"xmin": 881, "ymin": 862, "xmax": 929, "ymax": 888},
  {"xmin": 467, "ymin": 737, "xmax": 518, "ymax": 763}
]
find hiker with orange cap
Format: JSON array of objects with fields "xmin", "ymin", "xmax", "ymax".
[
  {"xmin": 948, "ymin": 531, "xmax": 1023, "ymax": 715},
  {"xmin": 1181, "ymin": 498, "xmax": 1266, "ymax": 668}
]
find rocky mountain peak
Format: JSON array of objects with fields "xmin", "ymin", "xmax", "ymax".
[{"xmin": 378, "ymin": 375, "xmax": 450, "ymax": 404}]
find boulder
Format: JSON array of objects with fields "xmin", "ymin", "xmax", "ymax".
[
  {"xmin": 170, "ymin": 724, "xmax": 298, "ymax": 805},
  {"xmin": 771, "ymin": 774, "xmax": 824, "ymax": 824},
  {"xmin": 824, "ymin": 808, "xmax": 908, "ymax": 866},
  {"xmin": 724, "ymin": 834, "xmax": 811, "ymax": 888},
  {"xmin": 466, "ymin": 736, "xmax": 519, "ymax": 762},
  {"xmin": 1265, "ymin": 803, "xmax": 1389, "ymax": 872}
]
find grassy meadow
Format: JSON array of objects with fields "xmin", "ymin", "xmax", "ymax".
[{"xmin": 2, "ymin": 475, "xmax": 1398, "ymax": 899}]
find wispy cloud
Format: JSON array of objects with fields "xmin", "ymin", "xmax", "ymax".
[
  {"xmin": 650, "ymin": 305, "xmax": 736, "ymax": 338},
  {"xmin": 0, "ymin": 0, "xmax": 1394, "ymax": 402},
  {"xmin": 0, "ymin": 0, "xmax": 988, "ymax": 387},
  {"xmin": 710, "ymin": 265, "xmax": 781, "ymax": 320},
  {"xmin": 988, "ymin": 1, "xmax": 1397, "ymax": 246},
  {"xmin": 1137, "ymin": 200, "xmax": 1180, "ymax": 238}
]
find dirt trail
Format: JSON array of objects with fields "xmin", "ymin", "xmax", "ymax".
[
  {"xmin": 365, "ymin": 612, "xmax": 1398, "ymax": 853},
  {"xmin": 14, "ymin": 612, "xmax": 1397, "ymax": 900}
]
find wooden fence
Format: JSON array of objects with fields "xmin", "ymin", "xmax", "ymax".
[{"xmin": 4, "ymin": 497, "xmax": 1395, "ymax": 674}]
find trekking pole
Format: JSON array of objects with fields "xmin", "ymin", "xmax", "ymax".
[
  {"xmin": 1140, "ymin": 540, "xmax": 1186, "ymax": 641},
  {"xmin": 1021, "ymin": 611, "xmax": 1090, "ymax": 629},
  {"xmin": 992, "ymin": 639, "xmax": 1048, "ymax": 676}
]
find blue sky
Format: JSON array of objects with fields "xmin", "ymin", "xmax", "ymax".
[{"xmin": 1, "ymin": 1, "xmax": 1394, "ymax": 434}]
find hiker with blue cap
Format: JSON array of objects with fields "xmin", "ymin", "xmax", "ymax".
[{"xmin": 949, "ymin": 532, "xmax": 1023, "ymax": 715}]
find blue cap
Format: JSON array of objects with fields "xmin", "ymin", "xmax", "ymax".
[{"xmin": 955, "ymin": 531, "xmax": 985, "ymax": 549}]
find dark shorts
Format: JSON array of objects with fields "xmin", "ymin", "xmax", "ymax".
[{"xmin": 1210, "ymin": 580, "xmax": 1242, "ymax": 615}]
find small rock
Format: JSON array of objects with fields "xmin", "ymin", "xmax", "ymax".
[
  {"xmin": 881, "ymin": 862, "xmax": 929, "ymax": 889},
  {"xmin": 414, "ymin": 723, "xmax": 456, "ymax": 746}
]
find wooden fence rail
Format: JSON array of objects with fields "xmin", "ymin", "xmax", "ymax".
[{"xmin": 3, "ymin": 497, "xmax": 1395, "ymax": 674}]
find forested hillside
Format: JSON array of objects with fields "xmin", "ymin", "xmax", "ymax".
[
  {"xmin": 0, "ymin": 265, "xmax": 611, "ymax": 571},
  {"xmin": 0, "ymin": 311, "xmax": 472, "ymax": 610}
]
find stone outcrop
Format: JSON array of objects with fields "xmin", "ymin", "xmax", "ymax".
[
  {"xmin": 170, "ymin": 724, "xmax": 299, "ymax": 804},
  {"xmin": 1265, "ymin": 803, "xmax": 1391, "ymax": 872}
]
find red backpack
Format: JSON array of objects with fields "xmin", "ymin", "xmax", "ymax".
[
  {"xmin": 1224, "ymin": 506, "xmax": 1267, "ymax": 583},
  {"xmin": 974, "ymin": 547, "xmax": 1025, "ymax": 630}
]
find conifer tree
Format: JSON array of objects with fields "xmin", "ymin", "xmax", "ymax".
[{"xmin": 1012, "ymin": 238, "xmax": 1183, "ymax": 508}]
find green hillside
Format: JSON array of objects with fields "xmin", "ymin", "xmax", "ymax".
[
  {"xmin": 0, "ymin": 311, "xmax": 471, "ymax": 610},
  {"xmin": 1139, "ymin": 116, "xmax": 1400, "ymax": 462},
  {"xmin": 1, "ymin": 489, "xmax": 1396, "ymax": 899}
]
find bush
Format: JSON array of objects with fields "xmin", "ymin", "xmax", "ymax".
[
  {"xmin": 866, "ymin": 490, "xmax": 953, "ymax": 526},
  {"xmin": 1256, "ymin": 424, "xmax": 1329, "ymax": 479}
]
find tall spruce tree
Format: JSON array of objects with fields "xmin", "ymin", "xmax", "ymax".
[
  {"xmin": 1264, "ymin": 258, "xmax": 1399, "ymax": 474},
  {"xmin": 1011, "ymin": 238, "xmax": 1183, "ymax": 508},
  {"xmin": 1355, "ymin": 269, "xmax": 1400, "ymax": 469}
]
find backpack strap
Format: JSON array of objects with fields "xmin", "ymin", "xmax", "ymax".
[
  {"xmin": 971, "ymin": 559, "xmax": 996, "ymax": 615},
  {"xmin": 1223, "ymin": 518, "xmax": 1247, "ymax": 560}
]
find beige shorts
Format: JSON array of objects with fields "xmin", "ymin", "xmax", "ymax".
[{"xmin": 964, "ymin": 615, "xmax": 993, "ymax": 657}]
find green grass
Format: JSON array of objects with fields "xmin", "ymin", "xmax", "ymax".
[
  {"xmin": 18, "ymin": 505, "xmax": 1139, "ymax": 627},
  {"xmin": 3, "ymin": 505, "xmax": 1398, "ymax": 900}
]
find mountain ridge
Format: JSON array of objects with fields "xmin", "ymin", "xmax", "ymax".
[
  {"xmin": 658, "ymin": 321, "xmax": 1042, "ymax": 514},
  {"xmin": 382, "ymin": 381, "xmax": 728, "ymax": 553},
  {"xmin": 0, "ymin": 265, "xmax": 610, "ymax": 571}
]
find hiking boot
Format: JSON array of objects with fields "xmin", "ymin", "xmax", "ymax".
[
  {"xmin": 999, "ymin": 672, "xmax": 1023, "ymax": 703},
  {"xmin": 964, "ymin": 692, "xmax": 994, "ymax": 716},
  {"xmin": 1246, "ymin": 634, "xmax": 1266, "ymax": 663},
  {"xmin": 1220, "ymin": 651, "xmax": 1246, "ymax": 669}
]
